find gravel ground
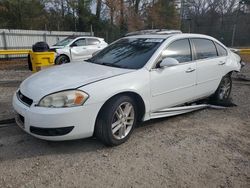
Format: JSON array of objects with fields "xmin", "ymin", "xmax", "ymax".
[{"xmin": 0, "ymin": 61, "xmax": 249, "ymax": 188}]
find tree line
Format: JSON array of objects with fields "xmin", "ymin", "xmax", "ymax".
[
  {"xmin": 0, "ymin": 0, "xmax": 250, "ymax": 46},
  {"xmin": 182, "ymin": 0, "xmax": 250, "ymax": 46}
]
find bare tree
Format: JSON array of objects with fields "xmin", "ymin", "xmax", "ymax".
[{"xmin": 96, "ymin": 0, "xmax": 102, "ymax": 20}]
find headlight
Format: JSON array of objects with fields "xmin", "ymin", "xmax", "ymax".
[{"xmin": 38, "ymin": 90, "xmax": 89, "ymax": 108}]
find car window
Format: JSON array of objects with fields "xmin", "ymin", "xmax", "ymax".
[
  {"xmin": 215, "ymin": 42, "xmax": 228, "ymax": 56},
  {"xmin": 88, "ymin": 38, "xmax": 100, "ymax": 45},
  {"xmin": 87, "ymin": 38, "xmax": 165, "ymax": 69},
  {"xmin": 163, "ymin": 39, "xmax": 192, "ymax": 63},
  {"xmin": 74, "ymin": 39, "xmax": 87, "ymax": 46},
  {"xmin": 192, "ymin": 38, "xmax": 217, "ymax": 60}
]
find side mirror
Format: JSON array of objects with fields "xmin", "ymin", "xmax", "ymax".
[{"xmin": 159, "ymin": 57, "xmax": 179, "ymax": 68}]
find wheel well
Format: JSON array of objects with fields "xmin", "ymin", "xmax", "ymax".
[
  {"xmin": 55, "ymin": 54, "xmax": 70, "ymax": 62},
  {"xmin": 97, "ymin": 92, "xmax": 146, "ymax": 122},
  {"xmin": 223, "ymin": 71, "xmax": 234, "ymax": 79}
]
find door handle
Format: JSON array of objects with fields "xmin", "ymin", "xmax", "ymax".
[
  {"xmin": 218, "ymin": 61, "xmax": 226, "ymax": 65},
  {"xmin": 185, "ymin": 68, "xmax": 196, "ymax": 73}
]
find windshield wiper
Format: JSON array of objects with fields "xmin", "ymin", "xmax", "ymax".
[
  {"xmin": 101, "ymin": 63, "xmax": 125, "ymax": 68},
  {"xmin": 86, "ymin": 60, "xmax": 128, "ymax": 69}
]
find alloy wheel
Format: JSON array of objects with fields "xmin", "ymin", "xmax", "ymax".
[{"xmin": 111, "ymin": 102, "xmax": 135, "ymax": 140}]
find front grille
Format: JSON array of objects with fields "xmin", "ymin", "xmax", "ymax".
[{"xmin": 17, "ymin": 90, "xmax": 33, "ymax": 107}]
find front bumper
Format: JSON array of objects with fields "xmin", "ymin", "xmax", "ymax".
[{"xmin": 12, "ymin": 92, "xmax": 102, "ymax": 141}]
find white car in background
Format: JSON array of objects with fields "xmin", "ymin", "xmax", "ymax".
[
  {"xmin": 13, "ymin": 31, "xmax": 242, "ymax": 146},
  {"xmin": 50, "ymin": 36, "xmax": 108, "ymax": 64}
]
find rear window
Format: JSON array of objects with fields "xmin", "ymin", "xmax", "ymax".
[
  {"xmin": 215, "ymin": 42, "xmax": 228, "ymax": 56},
  {"xmin": 192, "ymin": 38, "xmax": 217, "ymax": 60}
]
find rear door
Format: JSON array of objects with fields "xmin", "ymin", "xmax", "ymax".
[
  {"xmin": 191, "ymin": 38, "xmax": 223, "ymax": 98},
  {"xmin": 214, "ymin": 42, "xmax": 228, "ymax": 72},
  {"xmin": 86, "ymin": 38, "xmax": 102, "ymax": 57},
  {"xmin": 150, "ymin": 38, "xmax": 197, "ymax": 111}
]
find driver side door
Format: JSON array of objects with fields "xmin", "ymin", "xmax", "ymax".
[{"xmin": 150, "ymin": 38, "xmax": 197, "ymax": 111}]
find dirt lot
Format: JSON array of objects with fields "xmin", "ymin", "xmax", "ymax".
[{"xmin": 0, "ymin": 60, "xmax": 249, "ymax": 188}]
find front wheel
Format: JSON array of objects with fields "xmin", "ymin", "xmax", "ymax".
[
  {"xmin": 55, "ymin": 55, "xmax": 70, "ymax": 65},
  {"xmin": 95, "ymin": 95, "xmax": 137, "ymax": 146},
  {"xmin": 212, "ymin": 74, "xmax": 232, "ymax": 103}
]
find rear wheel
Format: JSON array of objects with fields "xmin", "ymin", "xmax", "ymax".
[
  {"xmin": 212, "ymin": 74, "xmax": 232, "ymax": 103},
  {"xmin": 55, "ymin": 55, "xmax": 70, "ymax": 65},
  {"xmin": 95, "ymin": 95, "xmax": 137, "ymax": 146}
]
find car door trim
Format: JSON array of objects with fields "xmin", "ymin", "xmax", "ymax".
[
  {"xmin": 196, "ymin": 77, "xmax": 220, "ymax": 85},
  {"xmin": 151, "ymin": 83, "xmax": 196, "ymax": 97}
]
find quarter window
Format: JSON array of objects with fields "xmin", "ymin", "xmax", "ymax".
[
  {"xmin": 164, "ymin": 39, "xmax": 192, "ymax": 63},
  {"xmin": 192, "ymin": 39, "xmax": 217, "ymax": 60},
  {"xmin": 215, "ymin": 42, "xmax": 227, "ymax": 56}
]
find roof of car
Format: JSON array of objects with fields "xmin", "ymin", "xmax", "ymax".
[
  {"xmin": 125, "ymin": 29, "xmax": 181, "ymax": 36},
  {"xmin": 125, "ymin": 33, "xmax": 216, "ymax": 40},
  {"xmin": 126, "ymin": 34, "xmax": 175, "ymax": 39},
  {"xmin": 66, "ymin": 35, "xmax": 102, "ymax": 39}
]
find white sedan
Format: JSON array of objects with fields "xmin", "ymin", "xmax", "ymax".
[
  {"xmin": 13, "ymin": 33, "xmax": 242, "ymax": 146},
  {"xmin": 50, "ymin": 36, "xmax": 108, "ymax": 64}
]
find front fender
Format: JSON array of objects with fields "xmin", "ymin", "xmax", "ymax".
[
  {"xmin": 56, "ymin": 48, "xmax": 71, "ymax": 61},
  {"xmin": 79, "ymin": 68, "xmax": 151, "ymax": 120}
]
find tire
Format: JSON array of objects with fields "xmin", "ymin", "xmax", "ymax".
[
  {"xmin": 55, "ymin": 55, "xmax": 70, "ymax": 65},
  {"xmin": 95, "ymin": 95, "xmax": 138, "ymax": 146},
  {"xmin": 212, "ymin": 74, "xmax": 232, "ymax": 104}
]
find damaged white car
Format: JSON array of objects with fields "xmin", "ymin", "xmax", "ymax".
[
  {"xmin": 13, "ymin": 31, "xmax": 242, "ymax": 146},
  {"xmin": 50, "ymin": 36, "xmax": 108, "ymax": 64}
]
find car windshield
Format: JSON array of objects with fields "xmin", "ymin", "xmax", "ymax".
[
  {"xmin": 87, "ymin": 38, "xmax": 165, "ymax": 69},
  {"xmin": 54, "ymin": 37, "xmax": 75, "ymax": 46}
]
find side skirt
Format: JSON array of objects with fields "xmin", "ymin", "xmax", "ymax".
[{"xmin": 150, "ymin": 104, "xmax": 225, "ymax": 119}]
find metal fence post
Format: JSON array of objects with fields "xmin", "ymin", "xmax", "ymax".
[
  {"xmin": 2, "ymin": 31, "xmax": 7, "ymax": 50},
  {"xmin": 43, "ymin": 33, "xmax": 47, "ymax": 42},
  {"xmin": 2, "ymin": 31, "xmax": 8, "ymax": 59}
]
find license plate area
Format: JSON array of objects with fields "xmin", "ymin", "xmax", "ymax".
[{"xmin": 14, "ymin": 111, "xmax": 25, "ymax": 129}]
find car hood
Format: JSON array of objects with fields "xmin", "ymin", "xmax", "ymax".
[
  {"xmin": 50, "ymin": 46, "xmax": 64, "ymax": 49},
  {"xmin": 20, "ymin": 62, "xmax": 133, "ymax": 102}
]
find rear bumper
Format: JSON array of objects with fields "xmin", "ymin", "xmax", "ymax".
[
  {"xmin": 240, "ymin": 60, "xmax": 246, "ymax": 68},
  {"xmin": 12, "ymin": 92, "xmax": 102, "ymax": 141}
]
